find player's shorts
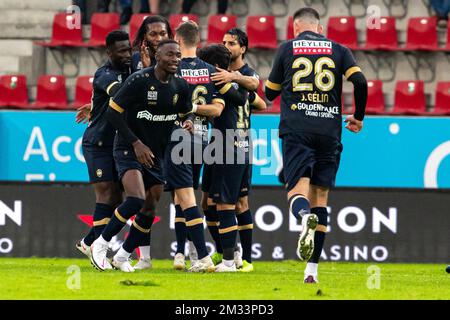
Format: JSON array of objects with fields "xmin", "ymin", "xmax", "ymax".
[
  {"xmin": 201, "ymin": 163, "xmax": 212, "ymax": 193},
  {"xmin": 209, "ymin": 163, "xmax": 252, "ymax": 204},
  {"xmin": 164, "ymin": 141, "xmax": 205, "ymax": 191},
  {"xmin": 113, "ymin": 146, "xmax": 165, "ymax": 190},
  {"xmin": 281, "ymin": 132, "xmax": 343, "ymax": 191},
  {"xmin": 82, "ymin": 143, "xmax": 118, "ymax": 183}
]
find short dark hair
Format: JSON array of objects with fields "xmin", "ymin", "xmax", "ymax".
[
  {"xmin": 132, "ymin": 15, "xmax": 173, "ymax": 49},
  {"xmin": 105, "ymin": 30, "xmax": 129, "ymax": 49},
  {"xmin": 156, "ymin": 39, "xmax": 179, "ymax": 51},
  {"xmin": 175, "ymin": 21, "xmax": 200, "ymax": 47},
  {"xmin": 293, "ymin": 7, "xmax": 320, "ymax": 22},
  {"xmin": 225, "ymin": 28, "xmax": 248, "ymax": 57},
  {"xmin": 197, "ymin": 44, "xmax": 231, "ymax": 70}
]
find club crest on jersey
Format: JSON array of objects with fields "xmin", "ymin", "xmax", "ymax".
[
  {"xmin": 148, "ymin": 86, "xmax": 157, "ymax": 101},
  {"xmin": 180, "ymin": 68, "xmax": 210, "ymax": 84},
  {"xmin": 117, "ymin": 74, "xmax": 122, "ymax": 83},
  {"xmin": 293, "ymin": 40, "xmax": 332, "ymax": 55}
]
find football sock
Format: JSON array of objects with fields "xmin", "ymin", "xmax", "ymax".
[
  {"xmin": 305, "ymin": 262, "xmax": 318, "ymax": 275},
  {"xmin": 102, "ymin": 197, "xmax": 144, "ymax": 242},
  {"xmin": 93, "ymin": 203, "xmax": 114, "ymax": 239},
  {"xmin": 184, "ymin": 206, "xmax": 208, "ymax": 259},
  {"xmin": 174, "ymin": 204, "xmax": 187, "ymax": 255},
  {"xmin": 138, "ymin": 210, "xmax": 155, "ymax": 259},
  {"xmin": 82, "ymin": 227, "xmax": 96, "ymax": 246},
  {"xmin": 204, "ymin": 205, "xmax": 223, "ymax": 254},
  {"xmin": 115, "ymin": 246, "xmax": 131, "ymax": 262},
  {"xmin": 308, "ymin": 207, "xmax": 328, "ymax": 264},
  {"xmin": 123, "ymin": 212, "xmax": 153, "ymax": 253},
  {"xmin": 236, "ymin": 209, "xmax": 253, "ymax": 263},
  {"xmin": 218, "ymin": 209, "xmax": 238, "ymax": 261},
  {"xmin": 288, "ymin": 194, "xmax": 310, "ymax": 220}
]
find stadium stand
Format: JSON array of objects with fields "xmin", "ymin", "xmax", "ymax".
[
  {"xmin": 32, "ymin": 75, "xmax": 68, "ymax": 110},
  {"xmin": 353, "ymin": 80, "xmax": 386, "ymax": 115},
  {"xmin": 72, "ymin": 75, "xmax": 94, "ymax": 108},
  {"xmin": 169, "ymin": 14, "xmax": 199, "ymax": 31},
  {"xmin": 0, "ymin": 0, "xmax": 449, "ymax": 115},
  {"xmin": 0, "ymin": 74, "xmax": 29, "ymax": 109},
  {"xmin": 434, "ymin": 81, "xmax": 450, "ymax": 115},
  {"xmin": 392, "ymin": 80, "xmax": 427, "ymax": 115}
]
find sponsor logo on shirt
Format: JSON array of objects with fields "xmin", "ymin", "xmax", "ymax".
[
  {"xmin": 180, "ymin": 68, "xmax": 210, "ymax": 84},
  {"xmin": 293, "ymin": 40, "xmax": 332, "ymax": 55},
  {"xmin": 148, "ymin": 86, "xmax": 158, "ymax": 101},
  {"xmin": 137, "ymin": 110, "xmax": 177, "ymax": 122}
]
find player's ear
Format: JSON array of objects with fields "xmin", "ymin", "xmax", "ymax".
[{"xmin": 317, "ymin": 24, "xmax": 324, "ymax": 34}]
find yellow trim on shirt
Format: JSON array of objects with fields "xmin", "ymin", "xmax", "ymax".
[
  {"xmin": 106, "ymin": 81, "xmax": 119, "ymax": 95},
  {"xmin": 265, "ymin": 80, "xmax": 282, "ymax": 91},
  {"xmin": 109, "ymin": 98, "xmax": 124, "ymax": 113},
  {"xmin": 345, "ymin": 66, "xmax": 362, "ymax": 79},
  {"xmin": 219, "ymin": 83, "xmax": 232, "ymax": 95}
]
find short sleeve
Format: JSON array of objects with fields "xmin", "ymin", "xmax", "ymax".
[
  {"xmin": 266, "ymin": 43, "xmax": 286, "ymax": 91},
  {"xmin": 95, "ymin": 71, "xmax": 120, "ymax": 96},
  {"xmin": 109, "ymin": 73, "xmax": 142, "ymax": 113},
  {"xmin": 178, "ymin": 80, "xmax": 194, "ymax": 116},
  {"xmin": 341, "ymin": 46, "xmax": 361, "ymax": 80}
]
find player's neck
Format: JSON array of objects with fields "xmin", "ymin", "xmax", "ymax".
[
  {"xmin": 181, "ymin": 46, "xmax": 197, "ymax": 59},
  {"xmin": 154, "ymin": 66, "xmax": 170, "ymax": 83},
  {"xmin": 230, "ymin": 57, "xmax": 245, "ymax": 71}
]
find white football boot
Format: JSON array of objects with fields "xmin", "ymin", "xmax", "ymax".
[
  {"xmin": 188, "ymin": 255, "xmax": 215, "ymax": 273},
  {"xmin": 112, "ymin": 256, "xmax": 135, "ymax": 273},
  {"xmin": 215, "ymin": 262, "xmax": 237, "ymax": 272},
  {"xmin": 90, "ymin": 239, "xmax": 112, "ymax": 271},
  {"xmin": 173, "ymin": 253, "xmax": 186, "ymax": 270},
  {"xmin": 134, "ymin": 258, "xmax": 152, "ymax": 270},
  {"xmin": 296, "ymin": 214, "xmax": 319, "ymax": 261},
  {"xmin": 76, "ymin": 239, "xmax": 91, "ymax": 258}
]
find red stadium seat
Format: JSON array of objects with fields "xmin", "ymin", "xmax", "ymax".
[
  {"xmin": 73, "ymin": 76, "xmax": 94, "ymax": 108},
  {"xmin": 405, "ymin": 17, "xmax": 438, "ymax": 51},
  {"xmin": 247, "ymin": 16, "xmax": 278, "ymax": 49},
  {"xmin": 87, "ymin": 13, "xmax": 120, "ymax": 47},
  {"xmin": 352, "ymin": 80, "xmax": 385, "ymax": 114},
  {"xmin": 33, "ymin": 75, "xmax": 68, "ymax": 110},
  {"xmin": 169, "ymin": 14, "xmax": 199, "ymax": 31},
  {"xmin": 207, "ymin": 15, "xmax": 237, "ymax": 44},
  {"xmin": 365, "ymin": 17, "xmax": 398, "ymax": 50},
  {"xmin": 0, "ymin": 74, "xmax": 29, "ymax": 108},
  {"xmin": 38, "ymin": 13, "xmax": 83, "ymax": 47},
  {"xmin": 434, "ymin": 82, "xmax": 450, "ymax": 115},
  {"xmin": 129, "ymin": 14, "xmax": 153, "ymax": 44},
  {"xmin": 392, "ymin": 81, "xmax": 426, "ymax": 115},
  {"xmin": 447, "ymin": 23, "xmax": 450, "ymax": 50},
  {"xmin": 327, "ymin": 16, "xmax": 358, "ymax": 50},
  {"xmin": 286, "ymin": 16, "xmax": 295, "ymax": 41}
]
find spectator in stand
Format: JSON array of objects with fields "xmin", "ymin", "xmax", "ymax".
[
  {"xmin": 430, "ymin": 0, "xmax": 450, "ymax": 27},
  {"xmin": 98, "ymin": 0, "xmax": 161, "ymax": 25},
  {"xmin": 181, "ymin": 0, "xmax": 229, "ymax": 14}
]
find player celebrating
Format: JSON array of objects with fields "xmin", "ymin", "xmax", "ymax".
[
  {"xmin": 165, "ymin": 21, "xmax": 225, "ymax": 272},
  {"xmin": 76, "ymin": 30, "xmax": 132, "ymax": 258},
  {"xmin": 265, "ymin": 8, "xmax": 367, "ymax": 283},
  {"xmin": 90, "ymin": 40, "xmax": 194, "ymax": 272},
  {"xmin": 207, "ymin": 28, "xmax": 266, "ymax": 271}
]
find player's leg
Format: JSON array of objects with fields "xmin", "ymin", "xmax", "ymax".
[
  {"xmin": 91, "ymin": 169, "xmax": 145, "ymax": 271},
  {"xmin": 130, "ymin": 183, "xmax": 163, "ymax": 270},
  {"xmin": 235, "ymin": 196, "xmax": 253, "ymax": 271},
  {"xmin": 215, "ymin": 202, "xmax": 238, "ymax": 272},
  {"xmin": 304, "ymin": 185, "xmax": 329, "ymax": 283},
  {"xmin": 173, "ymin": 191, "xmax": 188, "ymax": 270},
  {"xmin": 176, "ymin": 187, "xmax": 215, "ymax": 272},
  {"xmin": 282, "ymin": 133, "xmax": 318, "ymax": 261}
]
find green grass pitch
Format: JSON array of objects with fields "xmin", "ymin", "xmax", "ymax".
[{"xmin": 0, "ymin": 258, "xmax": 448, "ymax": 300}]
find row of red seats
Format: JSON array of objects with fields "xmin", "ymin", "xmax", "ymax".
[
  {"xmin": 1, "ymin": 74, "xmax": 449, "ymax": 116},
  {"xmin": 38, "ymin": 12, "xmax": 450, "ymax": 51},
  {"xmin": 258, "ymin": 80, "xmax": 450, "ymax": 115}
]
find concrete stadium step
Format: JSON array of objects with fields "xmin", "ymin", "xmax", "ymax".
[
  {"xmin": 0, "ymin": 40, "xmax": 34, "ymax": 56},
  {"xmin": 0, "ymin": 0, "xmax": 71, "ymax": 11},
  {"xmin": 0, "ymin": 10, "xmax": 55, "ymax": 39},
  {"xmin": 0, "ymin": 56, "xmax": 20, "ymax": 73}
]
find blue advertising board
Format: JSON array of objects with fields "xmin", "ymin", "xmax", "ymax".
[{"xmin": 0, "ymin": 111, "xmax": 449, "ymax": 188}]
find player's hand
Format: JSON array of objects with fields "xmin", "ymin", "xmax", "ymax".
[
  {"xmin": 140, "ymin": 40, "xmax": 151, "ymax": 68},
  {"xmin": 132, "ymin": 139, "xmax": 155, "ymax": 168},
  {"xmin": 182, "ymin": 120, "xmax": 194, "ymax": 133},
  {"xmin": 344, "ymin": 115, "xmax": 363, "ymax": 133},
  {"xmin": 75, "ymin": 103, "xmax": 91, "ymax": 124},
  {"xmin": 211, "ymin": 67, "xmax": 238, "ymax": 85}
]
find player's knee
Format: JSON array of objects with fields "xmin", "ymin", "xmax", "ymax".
[{"xmin": 236, "ymin": 198, "xmax": 249, "ymax": 214}]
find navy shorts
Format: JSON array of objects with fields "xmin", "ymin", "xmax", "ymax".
[
  {"xmin": 281, "ymin": 132, "xmax": 342, "ymax": 191},
  {"xmin": 82, "ymin": 143, "xmax": 118, "ymax": 183},
  {"xmin": 201, "ymin": 163, "xmax": 212, "ymax": 193},
  {"xmin": 164, "ymin": 140, "xmax": 205, "ymax": 191},
  {"xmin": 113, "ymin": 146, "xmax": 165, "ymax": 190},
  {"xmin": 209, "ymin": 163, "xmax": 252, "ymax": 204}
]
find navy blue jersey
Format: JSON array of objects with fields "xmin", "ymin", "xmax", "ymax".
[
  {"xmin": 178, "ymin": 57, "xmax": 224, "ymax": 143},
  {"xmin": 110, "ymin": 67, "xmax": 193, "ymax": 161},
  {"xmin": 83, "ymin": 61, "xmax": 130, "ymax": 147},
  {"xmin": 266, "ymin": 31, "xmax": 361, "ymax": 139},
  {"xmin": 131, "ymin": 51, "xmax": 156, "ymax": 73},
  {"xmin": 237, "ymin": 63, "xmax": 259, "ymax": 126}
]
